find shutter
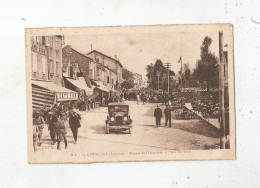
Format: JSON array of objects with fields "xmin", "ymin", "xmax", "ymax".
[{"xmin": 32, "ymin": 52, "xmax": 37, "ymax": 72}]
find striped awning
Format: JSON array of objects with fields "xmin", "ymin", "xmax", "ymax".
[
  {"xmin": 32, "ymin": 80, "xmax": 78, "ymax": 110},
  {"xmin": 64, "ymin": 77, "xmax": 93, "ymax": 96},
  {"xmin": 32, "ymin": 84, "xmax": 55, "ymax": 110}
]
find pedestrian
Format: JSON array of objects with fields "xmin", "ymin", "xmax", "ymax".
[
  {"xmin": 54, "ymin": 114, "xmax": 68, "ymax": 150},
  {"xmin": 69, "ymin": 109, "xmax": 81, "ymax": 144},
  {"xmin": 154, "ymin": 105, "xmax": 162, "ymax": 128},
  {"xmin": 136, "ymin": 93, "xmax": 140, "ymax": 104},
  {"xmin": 164, "ymin": 105, "xmax": 172, "ymax": 128},
  {"xmin": 33, "ymin": 120, "xmax": 39, "ymax": 151},
  {"xmin": 47, "ymin": 111, "xmax": 56, "ymax": 145},
  {"xmin": 33, "ymin": 110, "xmax": 45, "ymax": 145}
]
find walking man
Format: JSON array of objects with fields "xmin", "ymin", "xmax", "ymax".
[
  {"xmin": 154, "ymin": 105, "xmax": 162, "ymax": 128},
  {"xmin": 33, "ymin": 110, "xmax": 45, "ymax": 145},
  {"xmin": 33, "ymin": 121, "xmax": 39, "ymax": 151},
  {"xmin": 47, "ymin": 111, "xmax": 56, "ymax": 145},
  {"xmin": 54, "ymin": 114, "xmax": 68, "ymax": 150},
  {"xmin": 164, "ymin": 105, "xmax": 172, "ymax": 128},
  {"xmin": 69, "ymin": 109, "xmax": 81, "ymax": 144}
]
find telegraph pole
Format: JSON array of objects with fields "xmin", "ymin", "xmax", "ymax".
[{"xmin": 219, "ymin": 31, "xmax": 226, "ymax": 149}]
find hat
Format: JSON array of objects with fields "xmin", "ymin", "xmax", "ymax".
[{"xmin": 34, "ymin": 110, "xmax": 40, "ymax": 114}]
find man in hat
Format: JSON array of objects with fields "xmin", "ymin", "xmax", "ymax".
[
  {"xmin": 33, "ymin": 110, "xmax": 45, "ymax": 145},
  {"xmin": 164, "ymin": 105, "xmax": 172, "ymax": 128},
  {"xmin": 54, "ymin": 114, "xmax": 68, "ymax": 150},
  {"xmin": 33, "ymin": 120, "xmax": 39, "ymax": 151},
  {"xmin": 69, "ymin": 109, "xmax": 81, "ymax": 144},
  {"xmin": 47, "ymin": 111, "xmax": 56, "ymax": 145},
  {"xmin": 154, "ymin": 105, "xmax": 162, "ymax": 128}
]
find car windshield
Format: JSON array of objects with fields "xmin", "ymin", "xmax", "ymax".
[{"xmin": 109, "ymin": 106, "xmax": 128, "ymax": 112}]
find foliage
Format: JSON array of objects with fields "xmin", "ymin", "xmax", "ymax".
[
  {"xmin": 121, "ymin": 80, "xmax": 134, "ymax": 89},
  {"xmin": 146, "ymin": 59, "xmax": 175, "ymax": 91},
  {"xmin": 193, "ymin": 36, "xmax": 219, "ymax": 91},
  {"xmin": 121, "ymin": 68, "xmax": 135, "ymax": 89}
]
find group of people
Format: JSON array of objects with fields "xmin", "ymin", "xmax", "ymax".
[
  {"xmin": 33, "ymin": 106, "xmax": 82, "ymax": 151},
  {"xmin": 153, "ymin": 105, "xmax": 172, "ymax": 128}
]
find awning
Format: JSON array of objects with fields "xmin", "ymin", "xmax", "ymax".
[
  {"xmin": 64, "ymin": 77, "xmax": 93, "ymax": 96},
  {"xmin": 32, "ymin": 80, "xmax": 78, "ymax": 102},
  {"xmin": 91, "ymin": 80, "xmax": 110, "ymax": 92}
]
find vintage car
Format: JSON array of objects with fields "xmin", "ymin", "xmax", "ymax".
[{"xmin": 105, "ymin": 102, "xmax": 133, "ymax": 134}]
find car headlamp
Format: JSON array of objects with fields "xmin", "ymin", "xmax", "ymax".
[
  {"xmin": 123, "ymin": 116, "xmax": 127, "ymax": 121},
  {"xmin": 110, "ymin": 117, "xmax": 115, "ymax": 121}
]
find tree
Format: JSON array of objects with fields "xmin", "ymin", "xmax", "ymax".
[
  {"xmin": 121, "ymin": 80, "xmax": 134, "ymax": 89},
  {"xmin": 146, "ymin": 59, "xmax": 175, "ymax": 91},
  {"xmin": 193, "ymin": 36, "xmax": 219, "ymax": 91},
  {"xmin": 121, "ymin": 68, "xmax": 135, "ymax": 89}
]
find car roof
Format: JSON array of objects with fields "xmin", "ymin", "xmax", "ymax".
[{"xmin": 108, "ymin": 102, "xmax": 129, "ymax": 106}]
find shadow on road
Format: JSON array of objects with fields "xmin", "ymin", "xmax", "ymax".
[
  {"xmin": 172, "ymin": 120, "xmax": 219, "ymax": 138},
  {"xmin": 89, "ymin": 124, "xmax": 106, "ymax": 134}
]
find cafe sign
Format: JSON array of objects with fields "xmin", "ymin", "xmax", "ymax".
[{"xmin": 56, "ymin": 92, "xmax": 78, "ymax": 101}]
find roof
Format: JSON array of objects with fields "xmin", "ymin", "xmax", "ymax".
[
  {"xmin": 91, "ymin": 80, "xmax": 110, "ymax": 92},
  {"xmin": 63, "ymin": 45, "xmax": 93, "ymax": 61},
  {"xmin": 108, "ymin": 102, "xmax": 129, "ymax": 106},
  {"xmin": 87, "ymin": 50, "xmax": 123, "ymax": 68},
  {"xmin": 96, "ymin": 62, "xmax": 117, "ymax": 74},
  {"xmin": 32, "ymin": 79, "xmax": 77, "ymax": 93},
  {"xmin": 64, "ymin": 77, "xmax": 93, "ymax": 95}
]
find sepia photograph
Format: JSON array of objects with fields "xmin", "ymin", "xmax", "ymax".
[{"xmin": 25, "ymin": 24, "xmax": 235, "ymax": 163}]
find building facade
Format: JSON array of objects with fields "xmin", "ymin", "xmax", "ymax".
[
  {"xmin": 31, "ymin": 36, "xmax": 63, "ymax": 85},
  {"xmin": 31, "ymin": 36, "xmax": 78, "ymax": 110},
  {"xmin": 87, "ymin": 50, "xmax": 123, "ymax": 89}
]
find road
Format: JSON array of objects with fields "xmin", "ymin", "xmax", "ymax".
[{"xmin": 35, "ymin": 101, "xmax": 220, "ymax": 158}]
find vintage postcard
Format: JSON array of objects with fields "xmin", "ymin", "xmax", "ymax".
[{"xmin": 25, "ymin": 24, "xmax": 235, "ymax": 163}]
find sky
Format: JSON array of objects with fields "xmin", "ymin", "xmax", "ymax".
[{"xmin": 64, "ymin": 30, "xmax": 225, "ymax": 79}]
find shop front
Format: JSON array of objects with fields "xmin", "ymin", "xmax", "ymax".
[
  {"xmin": 64, "ymin": 77, "xmax": 94, "ymax": 111},
  {"xmin": 32, "ymin": 80, "xmax": 78, "ymax": 110},
  {"xmin": 91, "ymin": 80, "xmax": 110, "ymax": 107}
]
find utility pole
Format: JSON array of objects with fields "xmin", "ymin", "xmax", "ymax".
[
  {"xmin": 219, "ymin": 31, "xmax": 226, "ymax": 149},
  {"xmin": 165, "ymin": 62, "xmax": 171, "ymax": 93},
  {"xmin": 178, "ymin": 56, "xmax": 183, "ymax": 88}
]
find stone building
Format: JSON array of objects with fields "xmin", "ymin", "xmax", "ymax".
[
  {"xmin": 31, "ymin": 36, "xmax": 78, "ymax": 110},
  {"xmin": 62, "ymin": 45, "xmax": 94, "ymax": 97},
  {"xmin": 87, "ymin": 50, "xmax": 123, "ymax": 90}
]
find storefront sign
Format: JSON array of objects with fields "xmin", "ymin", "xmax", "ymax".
[{"xmin": 56, "ymin": 92, "xmax": 78, "ymax": 101}]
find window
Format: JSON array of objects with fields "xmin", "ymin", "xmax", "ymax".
[
  {"xmin": 56, "ymin": 61, "xmax": 59, "ymax": 76},
  {"xmin": 42, "ymin": 56, "xmax": 46, "ymax": 74},
  {"xmin": 55, "ymin": 40, "xmax": 59, "ymax": 50},
  {"xmin": 90, "ymin": 69, "xmax": 93, "ymax": 79},
  {"xmin": 42, "ymin": 36, "xmax": 45, "ymax": 45},
  {"xmin": 49, "ymin": 60, "xmax": 54, "ymax": 76},
  {"xmin": 32, "ymin": 52, "xmax": 37, "ymax": 73},
  {"xmin": 50, "ymin": 37, "xmax": 53, "ymax": 48},
  {"xmin": 45, "ymin": 36, "xmax": 50, "ymax": 46},
  {"xmin": 107, "ymin": 76, "xmax": 109, "ymax": 83}
]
